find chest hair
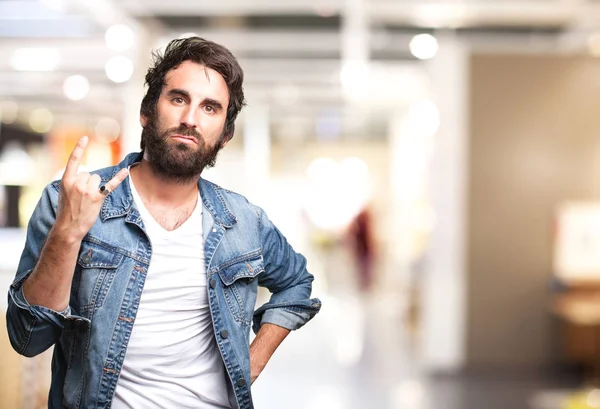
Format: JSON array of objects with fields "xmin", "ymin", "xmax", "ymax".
[{"xmin": 145, "ymin": 199, "xmax": 198, "ymax": 231}]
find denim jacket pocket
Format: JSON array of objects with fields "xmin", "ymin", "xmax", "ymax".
[
  {"xmin": 72, "ymin": 239, "xmax": 124, "ymax": 318},
  {"xmin": 216, "ymin": 253, "xmax": 264, "ymax": 325}
]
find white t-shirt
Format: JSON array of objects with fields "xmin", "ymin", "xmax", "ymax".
[{"xmin": 112, "ymin": 174, "xmax": 231, "ymax": 409}]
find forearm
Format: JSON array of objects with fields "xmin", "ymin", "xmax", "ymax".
[
  {"xmin": 249, "ymin": 323, "xmax": 290, "ymax": 383},
  {"xmin": 22, "ymin": 226, "xmax": 81, "ymax": 311}
]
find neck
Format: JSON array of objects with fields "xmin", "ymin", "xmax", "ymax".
[{"xmin": 130, "ymin": 156, "xmax": 200, "ymax": 206}]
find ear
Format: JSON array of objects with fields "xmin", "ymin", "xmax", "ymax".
[{"xmin": 140, "ymin": 114, "xmax": 148, "ymax": 127}]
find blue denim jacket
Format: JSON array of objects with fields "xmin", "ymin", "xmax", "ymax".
[{"xmin": 6, "ymin": 152, "xmax": 321, "ymax": 409}]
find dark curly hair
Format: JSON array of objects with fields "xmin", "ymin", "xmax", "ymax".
[{"xmin": 140, "ymin": 37, "xmax": 246, "ymax": 149}]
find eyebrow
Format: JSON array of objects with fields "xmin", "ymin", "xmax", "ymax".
[
  {"xmin": 202, "ymin": 98, "xmax": 224, "ymax": 111},
  {"xmin": 166, "ymin": 88, "xmax": 190, "ymax": 99},
  {"xmin": 166, "ymin": 88, "xmax": 224, "ymax": 111}
]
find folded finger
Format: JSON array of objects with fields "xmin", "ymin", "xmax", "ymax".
[{"xmin": 98, "ymin": 168, "xmax": 129, "ymax": 197}]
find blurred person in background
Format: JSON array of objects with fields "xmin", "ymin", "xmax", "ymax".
[
  {"xmin": 5, "ymin": 37, "xmax": 321, "ymax": 409},
  {"xmin": 347, "ymin": 206, "xmax": 376, "ymax": 292}
]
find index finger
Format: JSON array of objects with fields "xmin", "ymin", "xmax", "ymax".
[{"xmin": 63, "ymin": 136, "xmax": 88, "ymax": 179}]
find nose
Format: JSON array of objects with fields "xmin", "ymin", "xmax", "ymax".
[{"xmin": 180, "ymin": 106, "xmax": 198, "ymax": 128}]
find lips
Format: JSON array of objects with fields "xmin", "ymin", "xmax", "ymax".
[{"xmin": 170, "ymin": 134, "xmax": 198, "ymax": 145}]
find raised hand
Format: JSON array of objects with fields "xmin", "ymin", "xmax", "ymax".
[{"xmin": 53, "ymin": 136, "xmax": 129, "ymax": 241}]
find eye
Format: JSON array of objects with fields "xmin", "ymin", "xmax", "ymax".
[
  {"xmin": 205, "ymin": 105, "xmax": 215, "ymax": 113},
  {"xmin": 172, "ymin": 97, "xmax": 185, "ymax": 104}
]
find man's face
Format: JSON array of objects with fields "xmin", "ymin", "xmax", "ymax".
[{"xmin": 141, "ymin": 60, "xmax": 230, "ymax": 182}]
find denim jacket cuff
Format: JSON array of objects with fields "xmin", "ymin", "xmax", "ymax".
[
  {"xmin": 10, "ymin": 274, "xmax": 74, "ymax": 328},
  {"xmin": 252, "ymin": 298, "xmax": 321, "ymax": 334}
]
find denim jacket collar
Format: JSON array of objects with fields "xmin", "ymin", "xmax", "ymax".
[{"xmin": 100, "ymin": 151, "xmax": 237, "ymax": 228}]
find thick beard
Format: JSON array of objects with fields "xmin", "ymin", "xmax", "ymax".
[{"xmin": 141, "ymin": 114, "xmax": 223, "ymax": 184}]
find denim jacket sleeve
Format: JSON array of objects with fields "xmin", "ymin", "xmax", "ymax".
[
  {"xmin": 252, "ymin": 206, "xmax": 321, "ymax": 334},
  {"xmin": 6, "ymin": 183, "xmax": 87, "ymax": 357}
]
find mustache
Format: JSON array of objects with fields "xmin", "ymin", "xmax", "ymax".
[{"xmin": 164, "ymin": 125, "xmax": 202, "ymax": 140}]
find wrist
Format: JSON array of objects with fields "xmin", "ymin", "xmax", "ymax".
[
  {"xmin": 48, "ymin": 224, "xmax": 84, "ymax": 246},
  {"xmin": 249, "ymin": 351, "xmax": 267, "ymax": 381},
  {"xmin": 250, "ymin": 362, "xmax": 263, "ymax": 384}
]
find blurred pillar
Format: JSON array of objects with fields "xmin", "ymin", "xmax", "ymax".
[
  {"xmin": 389, "ymin": 109, "xmax": 425, "ymax": 280},
  {"xmin": 242, "ymin": 105, "xmax": 270, "ymax": 203},
  {"xmin": 341, "ymin": 0, "xmax": 370, "ymax": 104},
  {"xmin": 342, "ymin": 0, "xmax": 369, "ymax": 63},
  {"xmin": 421, "ymin": 33, "xmax": 469, "ymax": 372},
  {"xmin": 120, "ymin": 81, "xmax": 144, "ymax": 157}
]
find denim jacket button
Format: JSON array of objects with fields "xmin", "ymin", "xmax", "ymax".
[
  {"xmin": 237, "ymin": 378, "xmax": 246, "ymax": 387},
  {"xmin": 209, "ymin": 278, "xmax": 217, "ymax": 289},
  {"xmin": 220, "ymin": 329, "xmax": 229, "ymax": 339},
  {"xmin": 81, "ymin": 255, "xmax": 91, "ymax": 264}
]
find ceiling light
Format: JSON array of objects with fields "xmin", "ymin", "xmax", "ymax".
[
  {"xmin": 409, "ymin": 34, "xmax": 439, "ymax": 60},
  {"xmin": 95, "ymin": 117, "xmax": 121, "ymax": 143},
  {"xmin": 0, "ymin": 142, "xmax": 34, "ymax": 186},
  {"xmin": 105, "ymin": 24, "xmax": 135, "ymax": 52},
  {"xmin": 105, "ymin": 56, "xmax": 134, "ymax": 83},
  {"xmin": 10, "ymin": 48, "xmax": 60, "ymax": 71},
  {"xmin": 29, "ymin": 108, "xmax": 54, "ymax": 134},
  {"xmin": 63, "ymin": 75, "xmax": 90, "ymax": 101}
]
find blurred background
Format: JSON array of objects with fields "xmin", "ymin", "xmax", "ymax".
[{"xmin": 5, "ymin": 0, "xmax": 600, "ymax": 408}]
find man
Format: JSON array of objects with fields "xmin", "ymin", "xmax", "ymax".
[{"xmin": 6, "ymin": 37, "xmax": 321, "ymax": 409}]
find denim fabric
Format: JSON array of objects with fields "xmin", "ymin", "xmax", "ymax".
[{"xmin": 6, "ymin": 152, "xmax": 321, "ymax": 409}]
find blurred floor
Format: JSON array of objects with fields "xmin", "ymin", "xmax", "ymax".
[
  {"xmin": 251, "ymin": 286, "xmax": 581, "ymax": 409},
  {"xmin": 252, "ymin": 287, "xmax": 418, "ymax": 409}
]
